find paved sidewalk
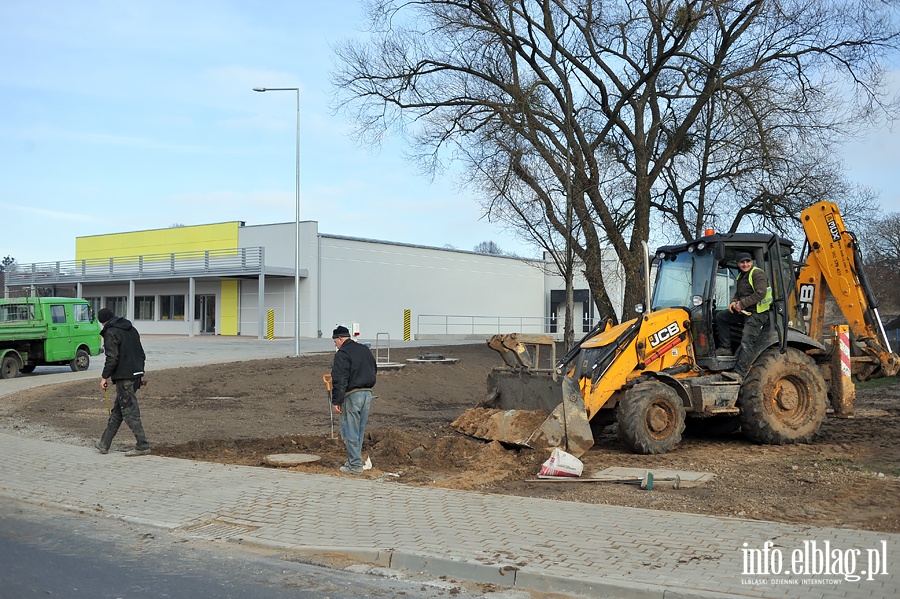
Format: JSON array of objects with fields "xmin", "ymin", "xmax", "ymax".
[{"xmin": 0, "ymin": 432, "xmax": 895, "ymax": 599}]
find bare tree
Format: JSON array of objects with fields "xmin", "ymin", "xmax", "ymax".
[
  {"xmin": 333, "ymin": 0, "xmax": 899, "ymax": 323},
  {"xmin": 0, "ymin": 256, "xmax": 15, "ymax": 293},
  {"xmin": 859, "ymin": 212, "xmax": 900, "ymax": 314},
  {"xmin": 473, "ymin": 240, "xmax": 505, "ymax": 254}
]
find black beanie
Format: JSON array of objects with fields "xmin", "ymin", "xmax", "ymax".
[
  {"xmin": 332, "ymin": 325, "xmax": 350, "ymax": 338},
  {"xmin": 98, "ymin": 308, "xmax": 114, "ymax": 324}
]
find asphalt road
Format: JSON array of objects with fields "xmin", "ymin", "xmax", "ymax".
[{"xmin": 0, "ymin": 497, "xmax": 525, "ymax": 599}]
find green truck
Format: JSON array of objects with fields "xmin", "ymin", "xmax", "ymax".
[{"xmin": 0, "ymin": 297, "xmax": 103, "ymax": 379}]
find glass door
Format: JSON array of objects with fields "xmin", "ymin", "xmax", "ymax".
[{"xmin": 195, "ymin": 295, "xmax": 216, "ymax": 334}]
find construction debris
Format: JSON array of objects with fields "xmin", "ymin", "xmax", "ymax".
[
  {"xmin": 526, "ymin": 466, "xmax": 715, "ymax": 490},
  {"xmin": 406, "ymin": 354, "xmax": 459, "ymax": 364}
]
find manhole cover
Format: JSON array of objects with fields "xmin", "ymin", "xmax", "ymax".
[{"xmin": 264, "ymin": 453, "xmax": 321, "ymax": 467}]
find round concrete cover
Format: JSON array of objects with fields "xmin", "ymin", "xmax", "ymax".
[{"xmin": 264, "ymin": 453, "xmax": 321, "ymax": 467}]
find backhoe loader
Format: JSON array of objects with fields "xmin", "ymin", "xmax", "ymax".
[{"xmin": 451, "ymin": 201, "xmax": 899, "ymax": 456}]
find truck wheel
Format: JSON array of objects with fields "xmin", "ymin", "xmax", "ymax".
[
  {"xmin": 20, "ymin": 364, "xmax": 36, "ymax": 374},
  {"xmin": 738, "ymin": 347, "xmax": 826, "ymax": 445},
  {"xmin": 617, "ymin": 380, "xmax": 685, "ymax": 454},
  {"xmin": 1, "ymin": 354, "xmax": 21, "ymax": 379},
  {"xmin": 70, "ymin": 349, "xmax": 90, "ymax": 372}
]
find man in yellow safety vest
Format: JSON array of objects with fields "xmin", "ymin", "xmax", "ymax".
[{"xmin": 715, "ymin": 251, "xmax": 772, "ymax": 384}]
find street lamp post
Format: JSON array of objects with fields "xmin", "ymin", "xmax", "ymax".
[{"xmin": 253, "ymin": 87, "xmax": 301, "ymax": 357}]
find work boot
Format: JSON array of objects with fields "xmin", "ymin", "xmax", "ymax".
[
  {"xmin": 721, "ymin": 371, "xmax": 743, "ymax": 384},
  {"xmin": 715, "ymin": 348, "xmax": 732, "ymax": 357},
  {"xmin": 94, "ymin": 441, "xmax": 109, "ymax": 455},
  {"xmin": 339, "ymin": 465, "xmax": 364, "ymax": 475},
  {"xmin": 124, "ymin": 447, "xmax": 151, "ymax": 457}
]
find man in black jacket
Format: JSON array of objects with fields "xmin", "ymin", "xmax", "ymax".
[
  {"xmin": 330, "ymin": 325, "xmax": 377, "ymax": 475},
  {"xmin": 95, "ymin": 308, "xmax": 150, "ymax": 456}
]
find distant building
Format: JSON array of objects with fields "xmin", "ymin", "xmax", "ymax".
[{"xmin": 3, "ymin": 221, "xmax": 623, "ymax": 340}]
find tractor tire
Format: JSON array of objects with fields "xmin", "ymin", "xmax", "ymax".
[
  {"xmin": 70, "ymin": 348, "xmax": 90, "ymax": 372},
  {"xmin": 617, "ymin": 380, "xmax": 686, "ymax": 454},
  {"xmin": 1, "ymin": 354, "xmax": 21, "ymax": 379},
  {"xmin": 738, "ymin": 347, "xmax": 827, "ymax": 445}
]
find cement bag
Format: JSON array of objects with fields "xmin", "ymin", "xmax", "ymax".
[{"xmin": 538, "ymin": 448, "xmax": 583, "ymax": 478}]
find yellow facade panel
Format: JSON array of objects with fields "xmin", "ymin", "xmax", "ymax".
[
  {"xmin": 76, "ymin": 222, "xmax": 241, "ymax": 260},
  {"xmin": 220, "ymin": 280, "xmax": 239, "ymax": 336}
]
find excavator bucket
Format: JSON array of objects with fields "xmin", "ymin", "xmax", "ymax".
[
  {"xmin": 451, "ymin": 373, "xmax": 594, "ymax": 458},
  {"xmin": 451, "ymin": 333, "xmax": 595, "ymax": 457},
  {"xmin": 526, "ymin": 376, "xmax": 594, "ymax": 457}
]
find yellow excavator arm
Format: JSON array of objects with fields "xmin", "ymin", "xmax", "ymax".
[{"xmin": 798, "ymin": 201, "xmax": 899, "ymax": 378}]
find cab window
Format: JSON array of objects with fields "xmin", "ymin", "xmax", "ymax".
[
  {"xmin": 715, "ymin": 267, "xmax": 737, "ymax": 310},
  {"xmin": 50, "ymin": 305, "xmax": 67, "ymax": 324},
  {"xmin": 73, "ymin": 304, "xmax": 92, "ymax": 323},
  {"xmin": 0, "ymin": 305, "xmax": 34, "ymax": 321}
]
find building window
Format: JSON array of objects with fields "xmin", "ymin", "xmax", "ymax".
[
  {"xmin": 85, "ymin": 297, "xmax": 101, "ymax": 314},
  {"xmin": 105, "ymin": 297, "xmax": 126, "ymax": 317},
  {"xmin": 160, "ymin": 295, "xmax": 185, "ymax": 321},
  {"xmin": 134, "ymin": 296, "xmax": 155, "ymax": 320}
]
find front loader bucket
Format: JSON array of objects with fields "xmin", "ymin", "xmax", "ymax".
[
  {"xmin": 451, "ymin": 375, "xmax": 594, "ymax": 458},
  {"xmin": 526, "ymin": 376, "xmax": 594, "ymax": 457}
]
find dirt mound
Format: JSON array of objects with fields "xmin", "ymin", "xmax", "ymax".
[{"xmin": 450, "ymin": 407, "xmax": 549, "ymax": 445}]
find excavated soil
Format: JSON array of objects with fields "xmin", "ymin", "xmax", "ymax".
[{"xmin": 2, "ymin": 343, "xmax": 899, "ymax": 533}]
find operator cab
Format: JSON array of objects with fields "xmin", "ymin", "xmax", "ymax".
[{"xmin": 652, "ymin": 233, "xmax": 805, "ymax": 372}]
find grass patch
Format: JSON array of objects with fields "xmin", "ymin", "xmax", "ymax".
[
  {"xmin": 859, "ymin": 460, "xmax": 900, "ymax": 477},
  {"xmin": 854, "ymin": 376, "xmax": 900, "ymax": 391}
]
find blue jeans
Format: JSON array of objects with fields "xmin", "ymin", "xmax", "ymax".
[{"xmin": 339, "ymin": 390, "xmax": 371, "ymax": 470}]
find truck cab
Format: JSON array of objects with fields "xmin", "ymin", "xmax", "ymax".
[{"xmin": 0, "ymin": 297, "xmax": 102, "ymax": 378}]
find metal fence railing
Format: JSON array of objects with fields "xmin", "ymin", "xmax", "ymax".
[
  {"xmin": 416, "ymin": 314, "xmax": 599, "ymax": 339},
  {"xmin": 3, "ymin": 247, "xmax": 265, "ymax": 287}
]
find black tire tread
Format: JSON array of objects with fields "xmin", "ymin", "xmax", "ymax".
[
  {"xmin": 617, "ymin": 380, "xmax": 686, "ymax": 454},
  {"xmin": 738, "ymin": 347, "xmax": 826, "ymax": 445},
  {"xmin": 70, "ymin": 348, "xmax": 91, "ymax": 372}
]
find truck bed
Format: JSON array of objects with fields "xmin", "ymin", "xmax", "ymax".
[{"xmin": 0, "ymin": 322, "xmax": 50, "ymax": 341}]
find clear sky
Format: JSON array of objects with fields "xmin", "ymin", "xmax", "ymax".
[{"xmin": 2, "ymin": 1, "xmax": 898, "ymax": 266}]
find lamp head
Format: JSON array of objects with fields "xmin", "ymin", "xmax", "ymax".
[{"xmin": 252, "ymin": 87, "xmax": 266, "ymax": 92}]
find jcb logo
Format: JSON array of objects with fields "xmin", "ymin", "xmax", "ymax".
[
  {"xmin": 648, "ymin": 322, "xmax": 680, "ymax": 348},
  {"xmin": 825, "ymin": 214, "xmax": 841, "ymax": 243},
  {"xmin": 799, "ymin": 283, "xmax": 816, "ymax": 323}
]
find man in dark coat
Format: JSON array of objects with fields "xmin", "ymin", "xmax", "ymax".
[
  {"xmin": 95, "ymin": 308, "xmax": 150, "ymax": 456},
  {"xmin": 330, "ymin": 325, "xmax": 377, "ymax": 474}
]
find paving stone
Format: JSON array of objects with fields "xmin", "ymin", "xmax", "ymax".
[{"xmin": 0, "ymin": 431, "xmax": 896, "ymax": 599}]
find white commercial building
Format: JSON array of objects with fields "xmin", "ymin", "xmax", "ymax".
[{"xmin": 4, "ymin": 220, "xmax": 624, "ymax": 341}]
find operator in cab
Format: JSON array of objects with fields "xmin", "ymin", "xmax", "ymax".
[{"xmin": 715, "ymin": 251, "xmax": 772, "ymax": 384}]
